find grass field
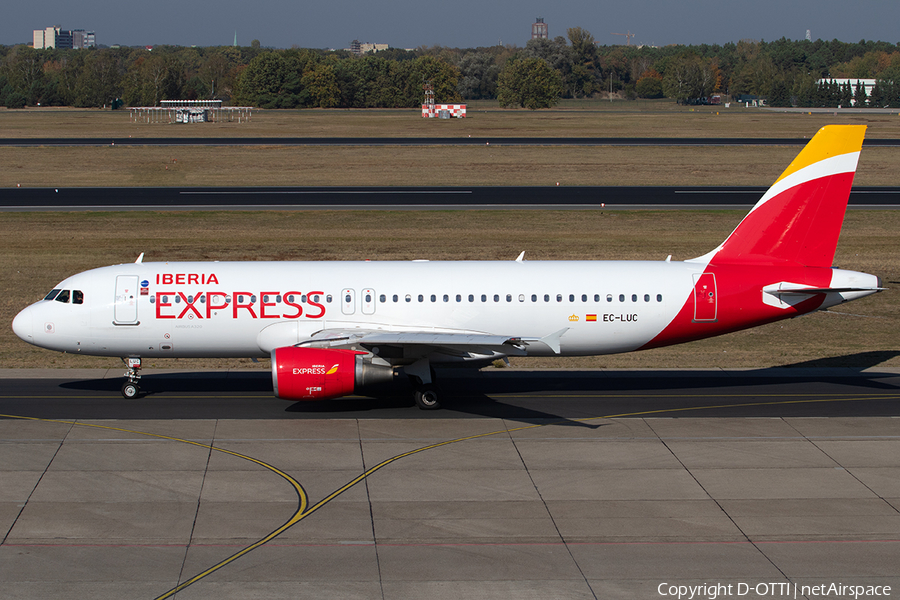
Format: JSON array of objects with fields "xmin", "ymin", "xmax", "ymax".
[
  {"xmin": 3, "ymin": 105, "xmax": 900, "ymax": 188},
  {"xmin": 1, "ymin": 105, "xmax": 897, "ymax": 371},
  {"xmin": 3, "ymin": 101, "xmax": 900, "ymax": 139}
]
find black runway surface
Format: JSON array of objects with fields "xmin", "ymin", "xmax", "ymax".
[
  {"xmin": 3, "ymin": 185, "xmax": 900, "ymax": 210},
  {"xmin": 3, "ymin": 368, "xmax": 899, "ymax": 422}
]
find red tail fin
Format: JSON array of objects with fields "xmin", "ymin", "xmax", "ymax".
[{"xmin": 701, "ymin": 125, "xmax": 866, "ymax": 267}]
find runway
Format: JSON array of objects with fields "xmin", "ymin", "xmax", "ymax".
[
  {"xmin": 3, "ymin": 185, "xmax": 900, "ymax": 211},
  {"xmin": 2, "ymin": 368, "xmax": 899, "ymax": 599}
]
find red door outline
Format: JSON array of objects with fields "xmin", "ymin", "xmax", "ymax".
[{"xmin": 693, "ymin": 273, "xmax": 718, "ymax": 322}]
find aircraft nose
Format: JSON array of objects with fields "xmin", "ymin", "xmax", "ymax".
[{"xmin": 12, "ymin": 306, "xmax": 33, "ymax": 343}]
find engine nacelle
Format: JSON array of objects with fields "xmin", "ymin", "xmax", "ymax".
[{"xmin": 271, "ymin": 346, "xmax": 394, "ymax": 400}]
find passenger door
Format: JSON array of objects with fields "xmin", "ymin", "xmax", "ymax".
[
  {"xmin": 114, "ymin": 275, "xmax": 139, "ymax": 324},
  {"xmin": 692, "ymin": 273, "xmax": 717, "ymax": 322}
]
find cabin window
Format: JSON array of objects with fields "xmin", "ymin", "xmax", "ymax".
[
  {"xmin": 201, "ymin": 295, "xmax": 208, "ymax": 303},
  {"xmin": 44, "ymin": 289, "xmax": 61, "ymax": 301},
  {"xmin": 657, "ymin": 294, "xmax": 663, "ymax": 302},
  {"xmin": 418, "ymin": 294, "xmax": 424, "ymax": 302},
  {"xmin": 494, "ymin": 294, "xmax": 500, "ymax": 302},
  {"xmin": 569, "ymin": 294, "xmax": 575, "ymax": 302},
  {"xmin": 556, "ymin": 294, "xmax": 562, "ymax": 302},
  {"xmin": 481, "ymin": 294, "xmax": 487, "ymax": 302},
  {"xmin": 456, "ymin": 294, "xmax": 462, "ymax": 302},
  {"xmin": 344, "ymin": 293, "xmax": 351, "ymax": 303},
  {"xmin": 607, "ymin": 294, "xmax": 613, "ymax": 302},
  {"xmin": 544, "ymin": 294, "xmax": 550, "ymax": 302},
  {"xmin": 405, "ymin": 294, "xmax": 411, "ymax": 303},
  {"xmin": 431, "ymin": 294, "xmax": 437, "ymax": 302},
  {"xmin": 73, "ymin": 290, "xmax": 84, "ymax": 305},
  {"xmin": 469, "ymin": 294, "xmax": 474, "ymax": 302},
  {"xmin": 365, "ymin": 293, "xmax": 372, "ymax": 303},
  {"xmin": 326, "ymin": 295, "xmax": 333, "ymax": 303},
  {"xmin": 532, "ymin": 294, "xmax": 537, "ymax": 302},
  {"xmin": 644, "ymin": 294, "xmax": 650, "ymax": 302},
  {"xmin": 393, "ymin": 294, "xmax": 399, "ymax": 302},
  {"xmin": 582, "ymin": 294, "xmax": 588, "ymax": 302},
  {"xmin": 632, "ymin": 294, "xmax": 638, "ymax": 302},
  {"xmin": 287, "ymin": 294, "xmax": 294, "ymax": 303},
  {"xmin": 619, "ymin": 294, "xmax": 625, "ymax": 302},
  {"xmin": 300, "ymin": 295, "xmax": 307, "ymax": 303},
  {"xmin": 379, "ymin": 294, "xmax": 386, "ymax": 303},
  {"xmin": 594, "ymin": 294, "xmax": 600, "ymax": 302},
  {"xmin": 506, "ymin": 294, "xmax": 512, "ymax": 302},
  {"xmin": 519, "ymin": 294, "xmax": 525, "ymax": 302},
  {"xmin": 443, "ymin": 294, "xmax": 449, "ymax": 302}
]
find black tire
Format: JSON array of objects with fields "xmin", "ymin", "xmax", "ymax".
[
  {"xmin": 121, "ymin": 382, "xmax": 140, "ymax": 399},
  {"xmin": 414, "ymin": 388, "xmax": 441, "ymax": 410}
]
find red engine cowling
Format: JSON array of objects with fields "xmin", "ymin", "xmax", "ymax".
[{"xmin": 271, "ymin": 346, "xmax": 393, "ymax": 400}]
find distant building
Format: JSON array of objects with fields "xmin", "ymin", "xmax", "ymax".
[
  {"xmin": 532, "ymin": 17, "xmax": 548, "ymax": 39},
  {"xmin": 348, "ymin": 40, "xmax": 389, "ymax": 56},
  {"xmin": 33, "ymin": 26, "xmax": 95, "ymax": 49}
]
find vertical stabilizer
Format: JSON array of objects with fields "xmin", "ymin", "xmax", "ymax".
[{"xmin": 696, "ymin": 125, "xmax": 866, "ymax": 267}]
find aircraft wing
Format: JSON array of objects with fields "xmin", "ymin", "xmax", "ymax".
[{"xmin": 295, "ymin": 328, "xmax": 568, "ymax": 360}]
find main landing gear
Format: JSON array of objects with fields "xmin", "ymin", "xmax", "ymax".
[
  {"xmin": 121, "ymin": 356, "xmax": 142, "ymax": 399},
  {"xmin": 408, "ymin": 361, "xmax": 441, "ymax": 410},
  {"xmin": 413, "ymin": 386, "xmax": 441, "ymax": 410}
]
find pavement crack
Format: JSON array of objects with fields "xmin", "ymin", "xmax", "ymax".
[
  {"xmin": 1, "ymin": 419, "xmax": 74, "ymax": 545},
  {"xmin": 507, "ymin": 423, "xmax": 600, "ymax": 600},
  {"xmin": 173, "ymin": 419, "xmax": 217, "ymax": 593}
]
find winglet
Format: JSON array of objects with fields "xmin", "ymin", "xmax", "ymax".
[
  {"xmin": 135, "ymin": 253, "xmax": 144, "ymax": 264},
  {"xmin": 515, "ymin": 251, "xmax": 525, "ymax": 262},
  {"xmin": 539, "ymin": 327, "xmax": 569, "ymax": 354}
]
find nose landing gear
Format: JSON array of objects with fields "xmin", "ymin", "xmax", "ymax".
[{"xmin": 121, "ymin": 356, "xmax": 142, "ymax": 398}]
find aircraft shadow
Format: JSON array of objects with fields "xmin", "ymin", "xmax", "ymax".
[{"xmin": 54, "ymin": 350, "xmax": 899, "ymax": 422}]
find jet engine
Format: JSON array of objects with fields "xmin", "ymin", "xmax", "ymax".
[{"xmin": 271, "ymin": 346, "xmax": 394, "ymax": 400}]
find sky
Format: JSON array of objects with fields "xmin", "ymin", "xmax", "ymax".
[{"xmin": 6, "ymin": 0, "xmax": 900, "ymax": 50}]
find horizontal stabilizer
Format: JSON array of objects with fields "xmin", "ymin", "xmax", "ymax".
[{"xmin": 772, "ymin": 286, "xmax": 884, "ymax": 295}]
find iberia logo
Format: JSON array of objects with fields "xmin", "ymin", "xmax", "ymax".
[
  {"xmin": 326, "ymin": 364, "xmax": 340, "ymax": 375},
  {"xmin": 568, "ymin": 314, "xmax": 579, "ymax": 322}
]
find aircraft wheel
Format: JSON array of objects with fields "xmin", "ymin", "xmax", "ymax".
[
  {"xmin": 121, "ymin": 382, "xmax": 140, "ymax": 399},
  {"xmin": 414, "ymin": 388, "xmax": 441, "ymax": 410}
]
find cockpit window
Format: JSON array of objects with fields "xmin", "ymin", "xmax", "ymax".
[
  {"xmin": 55, "ymin": 289, "xmax": 71, "ymax": 303},
  {"xmin": 73, "ymin": 290, "xmax": 84, "ymax": 305},
  {"xmin": 44, "ymin": 289, "xmax": 61, "ymax": 301}
]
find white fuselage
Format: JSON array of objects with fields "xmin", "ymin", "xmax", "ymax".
[{"xmin": 12, "ymin": 259, "xmax": 878, "ymax": 363}]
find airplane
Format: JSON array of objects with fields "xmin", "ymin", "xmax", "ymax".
[{"xmin": 12, "ymin": 125, "xmax": 882, "ymax": 409}]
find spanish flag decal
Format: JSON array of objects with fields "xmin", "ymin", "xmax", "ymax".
[
  {"xmin": 326, "ymin": 364, "xmax": 340, "ymax": 375},
  {"xmin": 586, "ymin": 314, "xmax": 597, "ymax": 322}
]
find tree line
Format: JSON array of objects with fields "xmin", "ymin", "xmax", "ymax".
[{"xmin": 2, "ymin": 33, "xmax": 900, "ymax": 109}]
